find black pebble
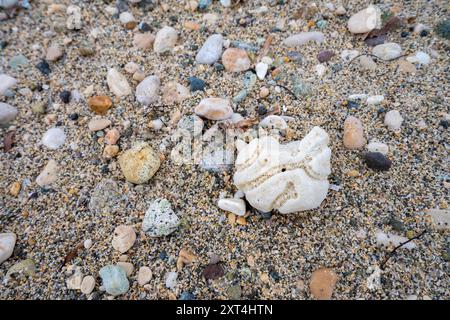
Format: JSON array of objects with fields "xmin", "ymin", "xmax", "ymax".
[
  {"xmin": 188, "ymin": 76, "xmax": 206, "ymax": 92},
  {"xmin": 364, "ymin": 152, "xmax": 392, "ymax": 171},
  {"xmin": 36, "ymin": 60, "xmax": 51, "ymax": 75},
  {"xmin": 59, "ymin": 90, "xmax": 71, "ymax": 104},
  {"xmin": 258, "ymin": 210, "xmax": 272, "ymax": 220},
  {"xmin": 159, "ymin": 251, "xmax": 168, "ymax": 260},
  {"xmin": 69, "ymin": 113, "xmax": 79, "ymax": 121},
  {"xmin": 257, "ymin": 105, "xmax": 267, "ymax": 115},
  {"xmin": 400, "ymin": 31, "xmax": 409, "ymax": 38},
  {"xmin": 440, "ymin": 120, "xmax": 448, "ymax": 129},
  {"xmin": 269, "ymin": 270, "xmax": 281, "ymax": 281},
  {"xmin": 388, "ymin": 216, "xmax": 405, "ymax": 232},
  {"xmin": 347, "ymin": 101, "xmax": 360, "ymax": 109},
  {"xmin": 420, "ymin": 30, "xmax": 429, "ymax": 37},
  {"xmin": 138, "ymin": 22, "xmax": 152, "ymax": 32},
  {"xmin": 100, "ymin": 165, "xmax": 109, "ymax": 174}
]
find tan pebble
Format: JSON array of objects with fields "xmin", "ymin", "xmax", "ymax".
[
  {"xmin": 138, "ymin": 266, "xmax": 152, "ymax": 286},
  {"xmin": 103, "ymin": 145, "xmax": 119, "ymax": 158},
  {"xmin": 9, "ymin": 181, "xmax": 21, "ymax": 196},
  {"xmin": 111, "ymin": 225, "xmax": 136, "ymax": 253},
  {"xmin": 80, "ymin": 276, "xmax": 95, "ymax": 295},
  {"xmin": 133, "ymin": 33, "xmax": 155, "ymax": 50},
  {"xmin": 260, "ymin": 272, "xmax": 270, "ymax": 283},
  {"xmin": 28, "ymin": 238, "xmax": 36, "ymax": 245},
  {"xmin": 297, "ymin": 279, "xmax": 305, "ymax": 291},
  {"xmin": 259, "ymin": 86, "xmax": 270, "ymax": 98},
  {"xmin": 177, "ymin": 248, "xmax": 197, "ymax": 270},
  {"xmin": 118, "ymin": 142, "xmax": 161, "ymax": 184},
  {"xmin": 397, "ymin": 59, "xmax": 417, "ymax": 74},
  {"xmin": 88, "ymin": 96, "xmax": 113, "ymax": 115},
  {"xmin": 117, "ymin": 262, "xmax": 134, "ymax": 276},
  {"xmin": 88, "ymin": 118, "xmax": 111, "ymax": 131},
  {"xmin": 46, "ymin": 44, "xmax": 63, "ymax": 62},
  {"xmin": 222, "ymin": 48, "xmax": 251, "ymax": 72},
  {"xmin": 343, "ymin": 116, "xmax": 366, "ymax": 149},
  {"xmin": 124, "ymin": 62, "xmax": 139, "ymax": 74},
  {"xmin": 183, "ymin": 21, "xmax": 200, "ymax": 31},
  {"xmin": 170, "ymin": 109, "xmax": 182, "ymax": 126},
  {"xmin": 195, "ymin": 98, "xmax": 233, "ymax": 120},
  {"xmin": 310, "ymin": 268, "xmax": 338, "ymax": 300},
  {"xmin": 44, "ymin": 114, "xmax": 57, "ymax": 125},
  {"xmin": 347, "ymin": 170, "xmax": 360, "ymax": 177},
  {"xmin": 162, "ymin": 82, "xmax": 190, "ymax": 105},
  {"xmin": 104, "ymin": 128, "xmax": 120, "ymax": 145},
  {"xmin": 236, "ymin": 216, "xmax": 247, "ymax": 225},
  {"xmin": 36, "ymin": 159, "xmax": 59, "ymax": 187},
  {"xmin": 133, "ymin": 70, "xmax": 146, "ymax": 82}
]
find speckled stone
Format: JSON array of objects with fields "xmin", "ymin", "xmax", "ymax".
[
  {"xmin": 221, "ymin": 48, "xmax": 251, "ymax": 72},
  {"xmin": 142, "ymin": 198, "xmax": 180, "ymax": 237}
]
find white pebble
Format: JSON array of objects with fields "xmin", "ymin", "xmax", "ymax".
[
  {"xmin": 153, "ymin": 26, "xmax": 178, "ymax": 53},
  {"xmin": 367, "ymin": 140, "xmax": 389, "ymax": 155},
  {"xmin": 83, "ymin": 239, "xmax": 93, "ymax": 249},
  {"xmin": 165, "ymin": 271, "xmax": 177, "ymax": 289},
  {"xmin": 347, "ymin": 5, "xmax": 381, "ymax": 34},
  {"xmin": 406, "ymin": 51, "xmax": 430, "ymax": 65},
  {"xmin": 283, "ymin": 32, "xmax": 324, "ymax": 47},
  {"xmin": 366, "ymin": 95, "xmax": 384, "ymax": 105},
  {"xmin": 0, "ymin": 74, "xmax": 17, "ymax": 96},
  {"xmin": 384, "ymin": 110, "xmax": 403, "ymax": 131},
  {"xmin": 255, "ymin": 62, "xmax": 268, "ymax": 80},
  {"xmin": 42, "ymin": 127, "xmax": 66, "ymax": 150},
  {"xmin": 372, "ymin": 43, "xmax": 402, "ymax": 60},
  {"xmin": 217, "ymin": 198, "xmax": 246, "ymax": 216},
  {"xmin": 196, "ymin": 34, "xmax": 223, "ymax": 65},
  {"xmin": 136, "ymin": 75, "xmax": 160, "ymax": 106},
  {"xmin": 315, "ymin": 64, "xmax": 326, "ymax": 77}
]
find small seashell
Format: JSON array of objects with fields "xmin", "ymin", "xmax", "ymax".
[
  {"xmin": 233, "ymin": 126, "xmax": 331, "ymax": 213},
  {"xmin": 259, "ymin": 115, "xmax": 288, "ymax": 130},
  {"xmin": 347, "ymin": 5, "xmax": 381, "ymax": 34}
]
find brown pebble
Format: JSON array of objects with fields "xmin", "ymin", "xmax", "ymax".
[
  {"xmin": 9, "ymin": 181, "xmax": 21, "ymax": 196},
  {"xmin": 88, "ymin": 96, "xmax": 113, "ymax": 115},
  {"xmin": 343, "ymin": 116, "xmax": 366, "ymax": 149},
  {"xmin": 310, "ymin": 268, "xmax": 338, "ymax": 300}
]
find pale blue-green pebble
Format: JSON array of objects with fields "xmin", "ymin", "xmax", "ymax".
[
  {"xmin": 233, "ymin": 89, "xmax": 248, "ymax": 103},
  {"xmin": 9, "ymin": 55, "xmax": 29, "ymax": 69},
  {"xmin": 99, "ymin": 265, "xmax": 129, "ymax": 296}
]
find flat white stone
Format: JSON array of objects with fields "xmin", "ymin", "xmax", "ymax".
[
  {"xmin": 0, "ymin": 233, "xmax": 16, "ymax": 265},
  {"xmin": 372, "ymin": 43, "xmax": 402, "ymax": 60},
  {"xmin": 196, "ymin": 34, "xmax": 223, "ymax": 65},
  {"xmin": 136, "ymin": 75, "xmax": 160, "ymax": 106},
  {"xmin": 283, "ymin": 32, "xmax": 324, "ymax": 47},
  {"xmin": 0, "ymin": 74, "xmax": 17, "ymax": 96},
  {"xmin": 107, "ymin": 68, "xmax": 131, "ymax": 97},
  {"xmin": 347, "ymin": 6, "xmax": 381, "ymax": 34},
  {"xmin": 384, "ymin": 110, "xmax": 403, "ymax": 131},
  {"xmin": 42, "ymin": 127, "xmax": 66, "ymax": 149},
  {"xmin": 255, "ymin": 62, "xmax": 268, "ymax": 80},
  {"xmin": 218, "ymin": 198, "xmax": 246, "ymax": 216}
]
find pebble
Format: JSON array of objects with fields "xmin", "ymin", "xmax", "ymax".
[
  {"xmin": 367, "ymin": 140, "xmax": 389, "ymax": 155},
  {"xmin": 366, "ymin": 95, "xmax": 384, "ymax": 106},
  {"xmin": 315, "ymin": 64, "xmax": 326, "ymax": 77},
  {"xmin": 347, "ymin": 5, "xmax": 381, "ymax": 34},
  {"xmin": 188, "ymin": 76, "xmax": 206, "ymax": 92},
  {"xmin": 0, "ymin": 102, "xmax": 18, "ymax": 125},
  {"xmin": 99, "ymin": 265, "xmax": 129, "ymax": 296},
  {"xmin": 107, "ymin": 68, "xmax": 131, "ymax": 97},
  {"xmin": 343, "ymin": 116, "xmax": 366, "ymax": 149},
  {"xmin": 232, "ymin": 89, "xmax": 247, "ymax": 104},
  {"xmin": 309, "ymin": 268, "xmax": 338, "ymax": 300},
  {"xmin": 103, "ymin": 145, "xmax": 119, "ymax": 158},
  {"xmin": 384, "ymin": 110, "xmax": 403, "ymax": 131},
  {"xmin": 372, "ymin": 43, "xmax": 402, "ymax": 60},
  {"xmin": 283, "ymin": 32, "xmax": 324, "ymax": 46},
  {"xmin": 426, "ymin": 209, "xmax": 450, "ymax": 230},
  {"xmin": 133, "ymin": 33, "xmax": 155, "ymax": 50},
  {"xmin": 0, "ymin": 233, "xmax": 16, "ymax": 265},
  {"xmin": 260, "ymin": 115, "xmax": 288, "ymax": 130},
  {"xmin": 9, "ymin": 54, "xmax": 29, "ymax": 69},
  {"xmin": 83, "ymin": 239, "xmax": 93, "ymax": 249},
  {"xmin": 112, "ymin": 225, "xmax": 136, "ymax": 253},
  {"xmin": 119, "ymin": 11, "xmax": 135, "ymax": 28},
  {"xmin": 88, "ymin": 96, "xmax": 113, "ymax": 114},
  {"xmin": 118, "ymin": 142, "xmax": 161, "ymax": 184},
  {"xmin": 59, "ymin": 90, "xmax": 71, "ymax": 103},
  {"xmin": 255, "ymin": 62, "xmax": 268, "ymax": 80},
  {"xmin": 221, "ymin": 48, "xmax": 251, "ymax": 72},
  {"xmin": 165, "ymin": 271, "xmax": 178, "ymax": 289},
  {"xmin": 66, "ymin": 5, "xmax": 82, "ymax": 30},
  {"xmin": 364, "ymin": 152, "xmax": 392, "ymax": 171},
  {"xmin": 397, "ymin": 59, "xmax": 417, "ymax": 74},
  {"xmin": 46, "ymin": 44, "xmax": 63, "ymax": 62},
  {"xmin": 88, "ymin": 118, "xmax": 111, "ymax": 131},
  {"xmin": 105, "ymin": 128, "xmax": 120, "ymax": 145},
  {"xmin": 0, "ymin": 74, "xmax": 17, "ymax": 96},
  {"xmin": 36, "ymin": 159, "xmax": 59, "ymax": 187},
  {"xmin": 36, "ymin": 60, "xmax": 51, "ymax": 75},
  {"xmin": 217, "ymin": 198, "xmax": 246, "ymax": 216},
  {"xmin": 137, "ymin": 266, "xmax": 152, "ymax": 286},
  {"xmin": 31, "ymin": 102, "xmax": 45, "ymax": 114},
  {"xmin": 435, "ymin": 19, "xmax": 450, "ymax": 39},
  {"xmin": 162, "ymin": 81, "xmax": 190, "ymax": 105},
  {"xmin": 153, "ymin": 26, "xmax": 178, "ymax": 53},
  {"xmin": 317, "ymin": 50, "xmax": 334, "ymax": 63},
  {"xmin": 117, "ymin": 262, "xmax": 134, "ymax": 276},
  {"xmin": 80, "ymin": 276, "xmax": 96, "ymax": 295},
  {"xmin": 259, "ymin": 86, "xmax": 270, "ymax": 98},
  {"xmin": 142, "ymin": 198, "xmax": 180, "ymax": 237},
  {"xmin": 406, "ymin": 51, "xmax": 430, "ymax": 65},
  {"xmin": 5, "ymin": 259, "xmax": 35, "ymax": 281},
  {"xmin": 179, "ymin": 292, "xmax": 195, "ymax": 300},
  {"xmin": 42, "ymin": 127, "xmax": 66, "ymax": 149},
  {"xmin": 9, "ymin": 181, "xmax": 20, "ymax": 196},
  {"xmin": 124, "ymin": 62, "xmax": 139, "ymax": 74},
  {"xmin": 341, "ymin": 49, "xmax": 360, "ymax": 62},
  {"xmin": 136, "ymin": 75, "xmax": 160, "ymax": 106},
  {"xmin": 195, "ymin": 98, "xmax": 233, "ymax": 120},
  {"xmin": 358, "ymin": 56, "xmax": 377, "ymax": 71},
  {"xmin": 375, "ymin": 230, "xmax": 416, "ymax": 249},
  {"xmin": 196, "ymin": 34, "xmax": 223, "ymax": 65},
  {"xmin": 78, "ymin": 42, "xmax": 95, "ymax": 56}
]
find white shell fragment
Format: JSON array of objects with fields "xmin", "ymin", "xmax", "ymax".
[
  {"xmin": 283, "ymin": 32, "xmax": 324, "ymax": 47},
  {"xmin": 217, "ymin": 198, "xmax": 246, "ymax": 216},
  {"xmin": 375, "ymin": 230, "xmax": 416, "ymax": 250},
  {"xmin": 372, "ymin": 43, "xmax": 402, "ymax": 60},
  {"xmin": 347, "ymin": 5, "xmax": 381, "ymax": 34},
  {"xmin": 233, "ymin": 126, "xmax": 331, "ymax": 214}
]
